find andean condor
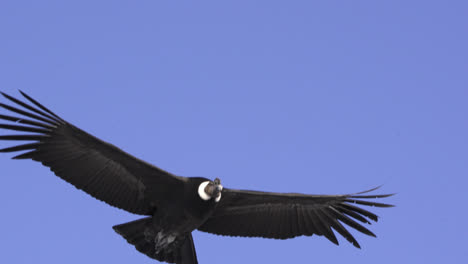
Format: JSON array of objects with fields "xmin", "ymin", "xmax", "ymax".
[{"xmin": 0, "ymin": 91, "xmax": 394, "ymax": 264}]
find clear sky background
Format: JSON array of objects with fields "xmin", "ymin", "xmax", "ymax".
[{"xmin": 0, "ymin": 1, "xmax": 467, "ymax": 263}]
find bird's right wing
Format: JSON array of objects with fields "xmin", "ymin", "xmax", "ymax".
[
  {"xmin": 0, "ymin": 91, "xmax": 186, "ymax": 215},
  {"xmin": 198, "ymin": 187, "xmax": 394, "ymax": 248}
]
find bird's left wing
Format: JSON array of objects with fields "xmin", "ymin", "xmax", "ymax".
[
  {"xmin": 0, "ymin": 91, "xmax": 186, "ymax": 215},
  {"xmin": 198, "ymin": 187, "xmax": 393, "ymax": 248}
]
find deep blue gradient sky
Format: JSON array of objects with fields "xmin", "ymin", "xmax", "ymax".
[{"xmin": 0, "ymin": 1, "xmax": 467, "ymax": 263}]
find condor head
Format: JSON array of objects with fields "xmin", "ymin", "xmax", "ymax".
[{"xmin": 198, "ymin": 178, "xmax": 223, "ymax": 202}]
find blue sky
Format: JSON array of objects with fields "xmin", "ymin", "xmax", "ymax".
[{"xmin": 0, "ymin": 1, "xmax": 467, "ymax": 263}]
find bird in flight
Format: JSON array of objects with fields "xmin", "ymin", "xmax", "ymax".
[{"xmin": 0, "ymin": 91, "xmax": 393, "ymax": 264}]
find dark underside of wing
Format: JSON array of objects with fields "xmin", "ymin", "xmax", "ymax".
[
  {"xmin": 0, "ymin": 91, "xmax": 184, "ymax": 215},
  {"xmin": 198, "ymin": 187, "xmax": 394, "ymax": 248}
]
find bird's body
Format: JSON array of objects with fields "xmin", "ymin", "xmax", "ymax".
[
  {"xmin": 0, "ymin": 91, "xmax": 394, "ymax": 264},
  {"xmin": 113, "ymin": 177, "xmax": 219, "ymax": 263}
]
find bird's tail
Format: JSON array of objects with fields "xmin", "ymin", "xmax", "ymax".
[{"xmin": 113, "ymin": 217, "xmax": 198, "ymax": 264}]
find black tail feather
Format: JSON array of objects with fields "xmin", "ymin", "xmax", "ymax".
[
  {"xmin": 113, "ymin": 217, "xmax": 198, "ymax": 264},
  {"xmin": 178, "ymin": 234, "xmax": 198, "ymax": 264}
]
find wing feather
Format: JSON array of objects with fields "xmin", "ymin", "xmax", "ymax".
[
  {"xmin": 0, "ymin": 91, "xmax": 184, "ymax": 215},
  {"xmin": 198, "ymin": 187, "xmax": 393, "ymax": 248}
]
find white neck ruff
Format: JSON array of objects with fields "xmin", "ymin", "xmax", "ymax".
[{"xmin": 198, "ymin": 181, "xmax": 211, "ymax": 201}]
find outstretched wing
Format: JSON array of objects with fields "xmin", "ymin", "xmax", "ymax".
[
  {"xmin": 0, "ymin": 91, "xmax": 185, "ymax": 215},
  {"xmin": 198, "ymin": 187, "xmax": 393, "ymax": 248}
]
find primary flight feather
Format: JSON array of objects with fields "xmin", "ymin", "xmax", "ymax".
[{"xmin": 0, "ymin": 91, "xmax": 394, "ymax": 264}]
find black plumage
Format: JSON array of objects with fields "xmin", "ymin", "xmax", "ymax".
[{"xmin": 0, "ymin": 91, "xmax": 394, "ymax": 264}]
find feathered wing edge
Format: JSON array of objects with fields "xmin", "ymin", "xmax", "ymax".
[
  {"xmin": 0, "ymin": 90, "xmax": 65, "ymax": 161},
  {"xmin": 0, "ymin": 91, "xmax": 183, "ymax": 215},
  {"xmin": 199, "ymin": 186, "xmax": 394, "ymax": 248}
]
